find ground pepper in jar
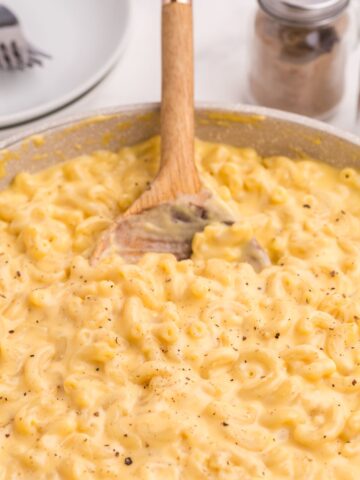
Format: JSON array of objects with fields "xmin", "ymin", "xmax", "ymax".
[{"xmin": 249, "ymin": 0, "xmax": 350, "ymax": 119}]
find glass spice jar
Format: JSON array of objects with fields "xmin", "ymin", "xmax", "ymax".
[{"xmin": 247, "ymin": 0, "xmax": 353, "ymax": 121}]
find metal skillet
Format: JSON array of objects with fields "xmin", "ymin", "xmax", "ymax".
[{"xmin": 1, "ymin": 103, "xmax": 360, "ymax": 191}]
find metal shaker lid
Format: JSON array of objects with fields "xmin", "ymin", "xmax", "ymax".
[{"xmin": 258, "ymin": 0, "xmax": 350, "ymax": 26}]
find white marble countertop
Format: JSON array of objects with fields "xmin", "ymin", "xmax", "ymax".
[{"xmin": 0, "ymin": 0, "xmax": 359, "ymax": 141}]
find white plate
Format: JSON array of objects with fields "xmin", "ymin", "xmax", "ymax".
[{"xmin": 0, "ymin": 0, "xmax": 131, "ymax": 128}]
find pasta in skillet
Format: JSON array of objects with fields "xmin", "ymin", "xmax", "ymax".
[{"xmin": 0, "ymin": 136, "xmax": 360, "ymax": 479}]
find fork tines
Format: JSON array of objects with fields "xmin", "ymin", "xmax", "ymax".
[
  {"xmin": 0, "ymin": 41, "xmax": 50, "ymax": 70},
  {"xmin": 0, "ymin": 40, "xmax": 26, "ymax": 69},
  {"xmin": 0, "ymin": 4, "xmax": 50, "ymax": 71}
]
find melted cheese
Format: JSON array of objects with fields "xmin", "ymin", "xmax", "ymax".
[{"xmin": 0, "ymin": 136, "xmax": 360, "ymax": 479}]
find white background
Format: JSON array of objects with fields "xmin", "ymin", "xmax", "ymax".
[{"xmin": 0, "ymin": 0, "xmax": 359, "ymax": 141}]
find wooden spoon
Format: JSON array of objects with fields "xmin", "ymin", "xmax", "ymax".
[
  {"xmin": 92, "ymin": 0, "xmax": 220, "ymax": 263},
  {"xmin": 127, "ymin": 0, "xmax": 200, "ymax": 216},
  {"xmin": 92, "ymin": 0, "xmax": 270, "ymax": 270}
]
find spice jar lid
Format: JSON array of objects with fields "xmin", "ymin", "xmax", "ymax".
[{"xmin": 258, "ymin": 0, "xmax": 350, "ymax": 26}]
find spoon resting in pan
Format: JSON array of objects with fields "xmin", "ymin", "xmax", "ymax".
[{"xmin": 92, "ymin": 0, "xmax": 270, "ymax": 272}]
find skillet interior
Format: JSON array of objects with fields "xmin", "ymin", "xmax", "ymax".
[{"xmin": 1, "ymin": 103, "xmax": 360, "ymax": 190}]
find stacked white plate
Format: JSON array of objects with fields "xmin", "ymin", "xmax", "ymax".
[{"xmin": 0, "ymin": 0, "xmax": 131, "ymax": 127}]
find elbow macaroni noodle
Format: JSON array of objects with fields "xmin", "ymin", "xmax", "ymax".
[{"xmin": 0, "ymin": 136, "xmax": 360, "ymax": 478}]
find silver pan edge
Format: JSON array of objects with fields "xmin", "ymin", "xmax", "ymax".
[{"xmin": 1, "ymin": 102, "xmax": 360, "ymax": 189}]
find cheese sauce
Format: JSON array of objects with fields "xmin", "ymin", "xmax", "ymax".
[{"xmin": 0, "ymin": 136, "xmax": 360, "ymax": 479}]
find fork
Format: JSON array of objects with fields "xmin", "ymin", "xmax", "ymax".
[{"xmin": 0, "ymin": 4, "xmax": 50, "ymax": 70}]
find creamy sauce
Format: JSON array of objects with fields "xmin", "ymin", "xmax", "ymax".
[{"xmin": 0, "ymin": 136, "xmax": 360, "ymax": 479}]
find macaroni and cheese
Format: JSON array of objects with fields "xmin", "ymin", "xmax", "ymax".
[{"xmin": 0, "ymin": 136, "xmax": 359, "ymax": 479}]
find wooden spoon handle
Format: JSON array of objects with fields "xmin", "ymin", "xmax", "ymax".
[
  {"xmin": 160, "ymin": 0, "xmax": 201, "ymax": 195},
  {"xmin": 125, "ymin": 0, "xmax": 200, "ymax": 216}
]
